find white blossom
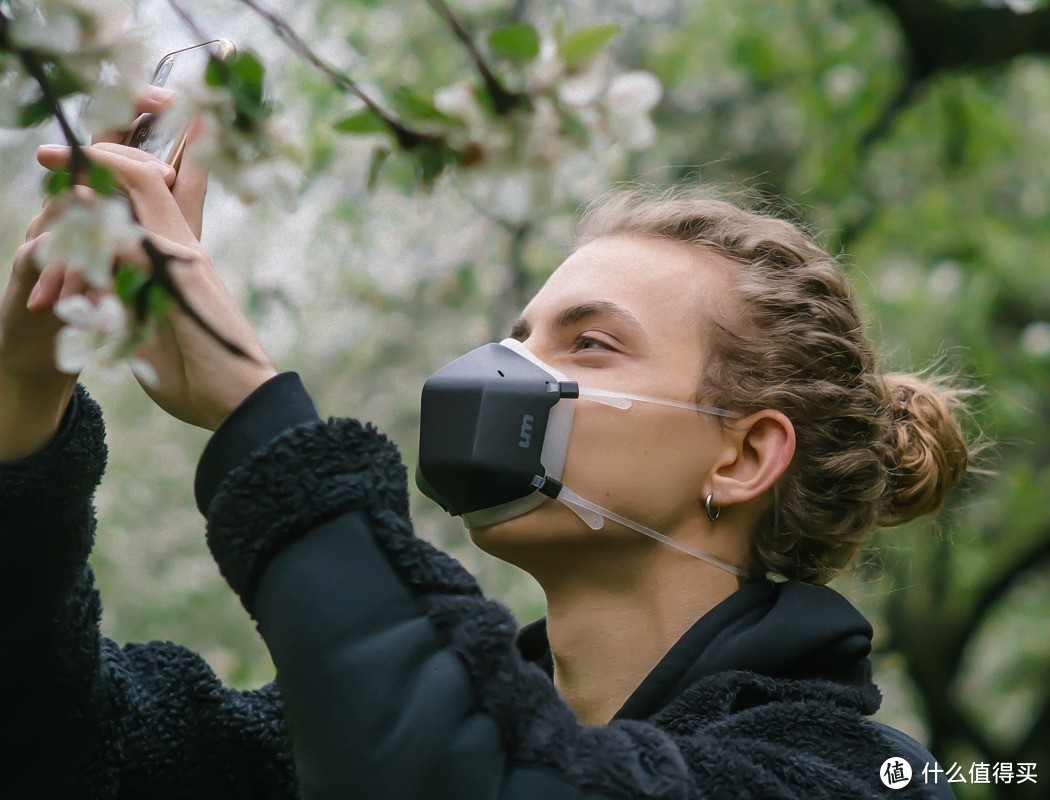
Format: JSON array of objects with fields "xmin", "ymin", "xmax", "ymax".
[
  {"xmin": 53, "ymin": 293, "xmax": 158, "ymax": 385},
  {"xmin": 525, "ymin": 34, "xmax": 563, "ymax": 94},
  {"xmin": 35, "ymin": 196, "xmax": 142, "ymax": 288},
  {"xmin": 8, "ymin": 0, "xmax": 133, "ymax": 54},
  {"xmin": 557, "ymin": 68, "xmax": 606, "ymax": 109},
  {"xmin": 0, "ymin": 53, "xmax": 38, "ymax": 129},
  {"xmin": 8, "ymin": 6, "xmax": 81, "ymax": 53},
  {"xmin": 603, "ymin": 70, "xmax": 662, "ymax": 150},
  {"xmin": 434, "ymin": 81, "xmax": 480, "ymax": 122},
  {"xmin": 76, "ymin": 37, "xmax": 151, "ymax": 137},
  {"xmin": 186, "ymin": 94, "xmax": 306, "ymax": 209},
  {"xmin": 1021, "ymin": 322, "xmax": 1050, "ymax": 358}
]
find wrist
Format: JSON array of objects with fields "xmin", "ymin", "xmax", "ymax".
[
  {"xmin": 0, "ymin": 375, "xmax": 76, "ymax": 461},
  {"xmin": 206, "ymin": 367, "xmax": 281, "ymax": 432}
]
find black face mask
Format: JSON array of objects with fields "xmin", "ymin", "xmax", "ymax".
[{"xmin": 416, "ymin": 338, "xmax": 751, "ymax": 579}]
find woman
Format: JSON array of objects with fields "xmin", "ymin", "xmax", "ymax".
[{"xmin": 0, "ymin": 95, "xmax": 969, "ymax": 799}]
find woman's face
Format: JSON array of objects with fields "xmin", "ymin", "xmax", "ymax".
[{"xmin": 468, "ymin": 233, "xmax": 738, "ymax": 567}]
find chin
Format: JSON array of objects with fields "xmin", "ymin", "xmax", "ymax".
[{"xmin": 466, "ymin": 501, "xmax": 598, "ymax": 566}]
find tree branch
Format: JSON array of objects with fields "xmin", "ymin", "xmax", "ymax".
[
  {"xmin": 872, "ymin": 0, "xmax": 1050, "ymax": 82},
  {"xmin": 217, "ymin": 0, "xmax": 444, "ymax": 151},
  {"xmin": 1, "ymin": 13, "xmax": 90, "ymax": 175},
  {"xmin": 164, "ymin": 0, "xmax": 211, "ymax": 45},
  {"xmin": 139, "ymin": 240, "xmax": 256, "ymax": 362},
  {"xmin": 883, "ymin": 586, "xmax": 1008, "ymax": 764},
  {"xmin": 948, "ymin": 530, "xmax": 1050, "ymax": 668},
  {"xmin": 425, "ymin": 0, "xmax": 526, "ymax": 116}
]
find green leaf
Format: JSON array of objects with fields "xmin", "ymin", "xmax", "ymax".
[
  {"xmin": 43, "ymin": 169, "xmax": 73, "ymax": 196},
  {"xmin": 205, "ymin": 55, "xmax": 228, "ymax": 88},
  {"xmin": 488, "ymin": 24, "xmax": 540, "ymax": 63},
  {"xmin": 414, "ymin": 143, "xmax": 454, "ymax": 188},
  {"xmin": 88, "ymin": 163, "xmax": 117, "ymax": 196},
  {"xmin": 334, "ymin": 107, "xmax": 389, "ymax": 135},
  {"xmin": 559, "ymin": 24, "xmax": 620, "ymax": 71},
  {"xmin": 367, "ymin": 145, "xmax": 391, "ymax": 190},
  {"xmin": 18, "ymin": 96, "xmax": 52, "ymax": 128},
  {"xmin": 390, "ymin": 86, "xmax": 458, "ymax": 124},
  {"xmin": 207, "ymin": 50, "xmax": 268, "ymax": 132},
  {"xmin": 114, "ymin": 263, "xmax": 150, "ymax": 306},
  {"xmin": 146, "ymin": 284, "xmax": 171, "ymax": 317},
  {"xmin": 45, "ymin": 62, "xmax": 85, "ymax": 98}
]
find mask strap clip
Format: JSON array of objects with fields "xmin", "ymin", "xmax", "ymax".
[{"xmin": 546, "ymin": 382, "xmax": 581, "ymax": 398}]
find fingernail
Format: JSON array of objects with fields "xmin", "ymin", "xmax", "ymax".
[
  {"xmin": 148, "ymin": 85, "xmax": 175, "ymax": 101},
  {"xmin": 28, "ymin": 281, "xmax": 43, "ymax": 307},
  {"xmin": 38, "ymin": 144, "xmax": 69, "ymax": 154}
]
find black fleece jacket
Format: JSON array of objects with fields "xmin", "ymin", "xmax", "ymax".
[{"xmin": 0, "ymin": 372, "xmax": 955, "ymax": 800}]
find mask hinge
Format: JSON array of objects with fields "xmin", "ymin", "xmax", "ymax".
[
  {"xmin": 530, "ymin": 474, "xmax": 564, "ymax": 499},
  {"xmin": 546, "ymin": 381, "xmax": 580, "ymax": 398}
]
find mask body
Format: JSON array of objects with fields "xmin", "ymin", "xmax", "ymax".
[
  {"xmin": 417, "ymin": 338, "xmax": 749, "ymax": 579},
  {"xmin": 416, "ymin": 340, "xmax": 577, "ymax": 527}
]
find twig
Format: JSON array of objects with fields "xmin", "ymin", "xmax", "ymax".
[
  {"xmin": 140, "ymin": 240, "xmax": 255, "ymax": 361},
  {"xmin": 165, "ymin": 0, "xmax": 211, "ymax": 45},
  {"xmin": 0, "ymin": 13, "xmax": 89, "ymax": 176},
  {"xmin": 425, "ymin": 0, "xmax": 526, "ymax": 116},
  {"xmin": 226, "ymin": 0, "xmax": 442, "ymax": 151}
]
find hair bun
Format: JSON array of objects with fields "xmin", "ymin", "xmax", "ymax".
[{"xmin": 877, "ymin": 372, "xmax": 971, "ymax": 527}]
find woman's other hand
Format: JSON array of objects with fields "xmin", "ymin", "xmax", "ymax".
[
  {"xmin": 32, "ymin": 118, "xmax": 278, "ymax": 432},
  {"xmin": 89, "ymin": 85, "xmax": 207, "ymax": 242}
]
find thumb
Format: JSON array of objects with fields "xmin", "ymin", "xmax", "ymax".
[{"xmin": 171, "ymin": 114, "xmax": 210, "ymax": 241}]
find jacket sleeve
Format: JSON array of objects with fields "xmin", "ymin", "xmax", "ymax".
[
  {"xmin": 0, "ymin": 382, "xmax": 299, "ymax": 798},
  {"xmin": 197, "ymin": 373, "xmax": 703, "ymax": 800}
]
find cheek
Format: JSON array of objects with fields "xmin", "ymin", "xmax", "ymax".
[{"xmin": 559, "ymin": 404, "xmax": 713, "ymax": 527}]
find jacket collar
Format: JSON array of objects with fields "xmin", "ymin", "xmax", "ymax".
[{"xmin": 515, "ymin": 577, "xmax": 877, "ymax": 721}]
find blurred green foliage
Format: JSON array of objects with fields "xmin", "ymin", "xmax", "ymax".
[{"xmin": 2, "ymin": 1, "xmax": 1045, "ymax": 797}]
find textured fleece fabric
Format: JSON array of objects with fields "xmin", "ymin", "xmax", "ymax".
[{"xmin": 1, "ymin": 374, "xmax": 953, "ymax": 799}]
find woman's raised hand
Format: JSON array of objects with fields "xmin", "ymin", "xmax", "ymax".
[
  {"xmin": 0, "ymin": 89, "xmax": 178, "ymax": 459},
  {"xmin": 26, "ymin": 93, "xmax": 279, "ymax": 432}
]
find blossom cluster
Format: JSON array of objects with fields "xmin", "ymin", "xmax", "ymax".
[
  {"xmin": 330, "ymin": 14, "xmax": 664, "ymax": 225},
  {"xmin": 2, "ymin": 0, "xmax": 661, "ymax": 382},
  {"xmin": 2, "ymin": 0, "xmax": 305, "ymax": 379}
]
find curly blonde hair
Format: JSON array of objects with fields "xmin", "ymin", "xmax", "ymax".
[{"xmin": 572, "ymin": 183, "xmax": 977, "ymax": 585}]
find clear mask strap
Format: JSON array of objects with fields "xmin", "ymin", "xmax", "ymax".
[
  {"xmin": 577, "ymin": 386, "xmax": 743, "ymax": 419},
  {"xmin": 546, "ymin": 481, "xmax": 749, "ymax": 579}
]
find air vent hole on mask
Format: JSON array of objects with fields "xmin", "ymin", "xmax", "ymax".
[{"xmin": 497, "ymin": 370, "xmax": 505, "ymax": 377}]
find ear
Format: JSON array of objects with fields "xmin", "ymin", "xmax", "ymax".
[{"xmin": 706, "ymin": 409, "xmax": 795, "ymax": 509}]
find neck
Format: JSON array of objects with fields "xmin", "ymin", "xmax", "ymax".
[{"xmin": 532, "ymin": 528, "xmax": 746, "ymax": 726}]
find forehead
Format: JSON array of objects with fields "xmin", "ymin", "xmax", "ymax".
[{"xmin": 522, "ymin": 234, "xmax": 724, "ymax": 333}]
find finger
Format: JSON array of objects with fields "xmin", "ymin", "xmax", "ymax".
[
  {"xmin": 57, "ymin": 267, "xmax": 90, "ymax": 307},
  {"xmin": 91, "ymin": 85, "xmax": 176, "ymax": 146},
  {"xmin": 37, "ymin": 143, "xmax": 177, "ymax": 189},
  {"xmin": 171, "ymin": 114, "xmax": 210, "ymax": 240},
  {"xmin": 17, "ymin": 234, "xmax": 108, "ymax": 315},
  {"xmin": 12, "ymin": 233, "xmax": 52, "ymax": 299},
  {"xmin": 36, "ymin": 144, "xmax": 193, "ymax": 245}
]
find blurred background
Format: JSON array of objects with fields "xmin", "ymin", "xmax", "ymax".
[{"xmin": 1, "ymin": 1, "xmax": 1048, "ymax": 797}]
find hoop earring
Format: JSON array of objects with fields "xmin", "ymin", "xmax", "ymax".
[{"xmin": 705, "ymin": 493, "xmax": 720, "ymax": 522}]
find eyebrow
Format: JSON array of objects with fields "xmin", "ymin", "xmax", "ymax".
[{"xmin": 509, "ymin": 301, "xmax": 644, "ymax": 340}]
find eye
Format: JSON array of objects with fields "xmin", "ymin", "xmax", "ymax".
[{"xmin": 571, "ymin": 334, "xmax": 612, "ymax": 353}]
